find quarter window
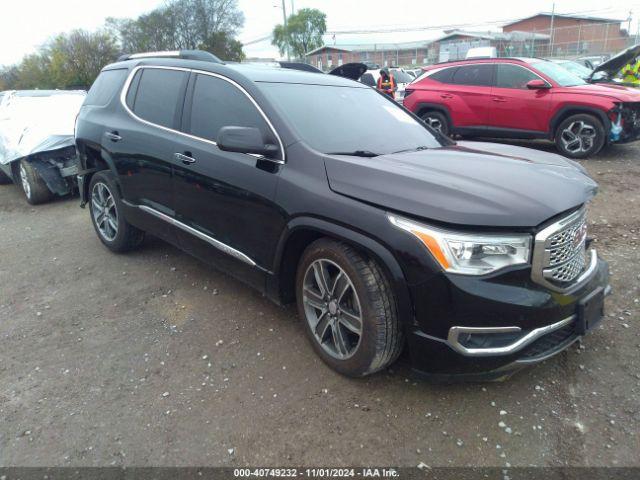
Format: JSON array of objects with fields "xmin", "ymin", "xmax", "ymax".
[
  {"xmin": 495, "ymin": 64, "xmax": 541, "ymax": 89},
  {"xmin": 452, "ymin": 64, "xmax": 493, "ymax": 86},
  {"xmin": 85, "ymin": 69, "xmax": 128, "ymax": 106},
  {"xmin": 130, "ymin": 68, "xmax": 188, "ymax": 129},
  {"xmin": 188, "ymin": 74, "xmax": 272, "ymax": 145}
]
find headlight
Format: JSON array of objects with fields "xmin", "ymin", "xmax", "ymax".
[{"xmin": 388, "ymin": 215, "xmax": 531, "ymax": 275}]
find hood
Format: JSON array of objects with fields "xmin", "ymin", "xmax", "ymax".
[
  {"xmin": 328, "ymin": 63, "xmax": 368, "ymax": 81},
  {"xmin": 553, "ymin": 82, "xmax": 640, "ymax": 101},
  {"xmin": 591, "ymin": 43, "xmax": 640, "ymax": 78},
  {"xmin": 324, "ymin": 141, "xmax": 597, "ymax": 228}
]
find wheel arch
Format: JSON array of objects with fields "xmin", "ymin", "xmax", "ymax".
[
  {"xmin": 78, "ymin": 145, "xmax": 119, "ymax": 206},
  {"xmin": 269, "ymin": 217, "xmax": 414, "ymax": 327},
  {"xmin": 414, "ymin": 102, "xmax": 454, "ymax": 127},
  {"xmin": 549, "ymin": 106, "xmax": 611, "ymax": 141}
]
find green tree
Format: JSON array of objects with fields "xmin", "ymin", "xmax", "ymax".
[
  {"xmin": 199, "ymin": 31, "xmax": 245, "ymax": 62},
  {"xmin": 48, "ymin": 29, "xmax": 119, "ymax": 88},
  {"xmin": 14, "ymin": 53, "xmax": 54, "ymax": 89},
  {"xmin": 272, "ymin": 8, "xmax": 327, "ymax": 60},
  {"xmin": 108, "ymin": 0, "xmax": 245, "ymax": 58}
]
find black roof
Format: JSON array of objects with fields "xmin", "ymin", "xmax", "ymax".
[{"xmin": 106, "ymin": 55, "xmax": 363, "ymax": 88}]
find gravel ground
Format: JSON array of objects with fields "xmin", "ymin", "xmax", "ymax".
[{"xmin": 0, "ymin": 140, "xmax": 638, "ymax": 468}]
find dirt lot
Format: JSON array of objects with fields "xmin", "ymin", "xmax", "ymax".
[{"xmin": 0, "ymin": 140, "xmax": 638, "ymax": 468}]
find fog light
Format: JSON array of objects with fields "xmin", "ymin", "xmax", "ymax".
[{"xmin": 458, "ymin": 331, "xmax": 523, "ymax": 349}]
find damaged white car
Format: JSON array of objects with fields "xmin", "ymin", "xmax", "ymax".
[{"xmin": 0, "ymin": 90, "xmax": 86, "ymax": 204}]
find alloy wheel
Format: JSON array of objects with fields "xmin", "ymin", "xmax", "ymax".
[
  {"xmin": 560, "ymin": 121, "xmax": 597, "ymax": 154},
  {"xmin": 19, "ymin": 163, "xmax": 31, "ymax": 199},
  {"xmin": 302, "ymin": 259, "xmax": 363, "ymax": 360},
  {"xmin": 91, "ymin": 182, "xmax": 118, "ymax": 241},
  {"xmin": 424, "ymin": 116, "xmax": 443, "ymax": 133}
]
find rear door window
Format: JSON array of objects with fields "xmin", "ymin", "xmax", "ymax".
[
  {"xmin": 495, "ymin": 64, "xmax": 541, "ymax": 89},
  {"xmin": 85, "ymin": 69, "xmax": 128, "ymax": 106},
  {"xmin": 130, "ymin": 68, "xmax": 188, "ymax": 129},
  {"xmin": 187, "ymin": 73, "xmax": 272, "ymax": 145},
  {"xmin": 452, "ymin": 64, "xmax": 494, "ymax": 86},
  {"xmin": 428, "ymin": 67, "xmax": 457, "ymax": 84}
]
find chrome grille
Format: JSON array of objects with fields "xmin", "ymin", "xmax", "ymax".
[
  {"xmin": 545, "ymin": 250, "xmax": 587, "ymax": 282},
  {"xmin": 532, "ymin": 208, "xmax": 589, "ymax": 291}
]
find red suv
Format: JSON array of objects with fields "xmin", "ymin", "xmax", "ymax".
[{"xmin": 403, "ymin": 57, "xmax": 640, "ymax": 158}]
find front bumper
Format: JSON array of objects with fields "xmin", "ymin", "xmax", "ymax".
[{"xmin": 405, "ymin": 252, "xmax": 610, "ymax": 378}]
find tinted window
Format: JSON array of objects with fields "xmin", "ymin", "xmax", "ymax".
[
  {"xmin": 188, "ymin": 74, "xmax": 271, "ymax": 144},
  {"xmin": 360, "ymin": 73, "xmax": 375, "ymax": 86},
  {"xmin": 132, "ymin": 68, "xmax": 187, "ymax": 128},
  {"xmin": 259, "ymin": 83, "xmax": 443, "ymax": 155},
  {"xmin": 452, "ymin": 64, "xmax": 493, "ymax": 86},
  {"xmin": 428, "ymin": 67, "xmax": 457, "ymax": 84},
  {"xmin": 85, "ymin": 69, "xmax": 128, "ymax": 106},
  {"xmin": 495, "ymin": 64, "xmax": 540, "ymax": 89},
  {"xmin": 125, "ymin": 70, "xmax": 142, "ymax": 108}
]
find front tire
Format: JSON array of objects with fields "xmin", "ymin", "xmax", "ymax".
[
  {"xmin": 554, "ymin": 114, "xmax": 605, "ymax": 159},
  {"xmin": 89, "ymin": 171, "xmax": 145, "ymax": 253},
  {"xmin": 421, "ymin": 110, "xmax": 450, "ymax": 136},
  {"xmin": 16, "ymin": 159, "xmax": 53, "ymax": 204},
  {"xmin": 295, "ymin": 239, "xmax": 403, "ymax": 377}
]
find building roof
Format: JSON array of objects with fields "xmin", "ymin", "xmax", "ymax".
[
  {"xmin": 503, "ymin": 12, "xmax": 624, "ymax": 27},
  {"xmin": 434, "ymin": 30, "xmax": 550, "ymax": 43},
  {"xmin": 305, "ymin": 29, "xmax": 550, "ymax": 56},
  {"xmin": 306, "ymin": 39, "xmax": 433, "ymax": 56}
]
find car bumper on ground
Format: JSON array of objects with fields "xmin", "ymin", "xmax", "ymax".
[{"xmin": 405, "ymin": 252, "xmax": 610, "ymax": 380}]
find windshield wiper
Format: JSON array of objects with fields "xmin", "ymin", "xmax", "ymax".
[
  {"xmin": 327, "ymin": 150, "xmax": 380, "ymax": 158},
  {"xmin": 391, "ymin": 145, "xmax": 430, "ymax": 154}
]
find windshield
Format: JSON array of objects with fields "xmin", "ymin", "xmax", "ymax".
[
  {"xmin": 391, "ymin": 69, "xmax": 413, "ymax": 83},
  {"xmin": 556, "ymin": 61, "xmax": 592, "ymax": 78},
  {"xmin": 531, "ymin": 61, "xmax": 587, "ymax": 86},
  {"xmin": 258, "ymin": 83, "xmax": 444, "ymax": 155}
]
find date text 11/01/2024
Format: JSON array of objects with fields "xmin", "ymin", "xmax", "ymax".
[{"xmin": 233, "ymin": 468, "xmax": 399, "ymax": 477}]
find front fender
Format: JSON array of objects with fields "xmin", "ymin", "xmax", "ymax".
[{"xmin": 270, "ymin": 216, "xmax": 415, "ymax": 327}]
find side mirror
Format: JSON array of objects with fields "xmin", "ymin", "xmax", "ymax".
[
  {"xmin": 526, "ymin": 79, "xmax": 551, "ymax": 90},
  {"xmin": 217, "ymin": 126, "xmax": 279, "ymax": 157}
]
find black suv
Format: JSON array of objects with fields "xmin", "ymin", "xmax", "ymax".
[{"xmin": 75, "ymin": 50, "xmax": 610, "ymax": 379}]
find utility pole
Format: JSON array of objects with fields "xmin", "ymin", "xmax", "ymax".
[
  {"xmin": 549, "ymin": 2, "xmax": 555, "ymax": 57},
  {"xmin": 291, "ymin": 0, "xmax": 295, "ymax": 14},
  {"xmin": 281, "ymin": 0, "xmax": 290, "ymax": 60}
]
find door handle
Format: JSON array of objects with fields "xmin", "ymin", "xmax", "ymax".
[
  {"xmin": 440, "ymin": 94, "xmax": 453, "ymax": 99},
  {"xmin": 492, "ymin": 97, "xmax": 507, "ymax": 103},
  {"xmin": 105, "ymin": 131, "xmax": 122, "ymax": 142},
  {"xmin": 174, "ymin": 152, "xmax": 196, "ymax": 165}
]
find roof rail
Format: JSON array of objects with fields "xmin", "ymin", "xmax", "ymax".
[{"xmin": 116, "ymin": 50, "xmax": 224, "ymax": 64}]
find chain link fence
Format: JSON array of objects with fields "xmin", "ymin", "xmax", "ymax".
[{"xmin": 305, "ymin": 19, "xmax": 638, "ymax": 70}]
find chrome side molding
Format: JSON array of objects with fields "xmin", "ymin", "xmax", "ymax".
[
  {"xmin": 447, "ymin": 315, "xmax": 575, "ymax": 357},
  {"xmin": 138, "ymin": 205, "xmax": 256, "ymax": 267}
]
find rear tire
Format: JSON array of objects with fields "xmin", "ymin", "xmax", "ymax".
[
  {"xmin": 554, "ymin": 114, "xmax": 605, "ymax": 159},
  {"xmin": 295, "ymin": 238, "xmax": 403, "ymax": 377},
  {"xmin": 421, "ymin": 110, "xmax": 450, "ymax": 136},
  {"xmin": 16, "ymin": 159, "xmax": 53, "ymax": 204},
  {"xmin": 89, "ymin": 171, "xmax": 145, "ymax": 253}
]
